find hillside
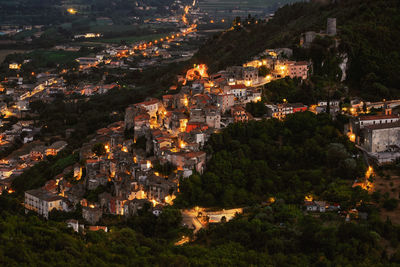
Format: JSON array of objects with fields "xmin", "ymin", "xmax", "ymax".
[{"xmin": 192, "ymin": 0, "xmax": 400, "ymax": 100}]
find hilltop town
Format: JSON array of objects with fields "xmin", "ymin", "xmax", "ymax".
[{"xmin": 0, "ymin": 14, "xmax": 397, "ymax": 232}]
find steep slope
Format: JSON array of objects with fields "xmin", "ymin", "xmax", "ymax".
[{"xmin": 192, "ymin": 0, "xmax": 400, "ymax": 100}]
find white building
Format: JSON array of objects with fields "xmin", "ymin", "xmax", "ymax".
[
  {"xmin": 25, "ymin": 188, "xmax": 64, "ymax": 219},
  {"xmin": 356, "ymin": 115, "xmax": 399, "ymax": 130},
  {"xmin": 229, "ymin": 84, "xmax": 247, "ymax": 99},
  {"xmin": 135, "ymin": 98, "xmax": 160, "ymax": 118},
  {"xmin": 362, "ymin": 122, "xmax": 400, "ymax": 153}
]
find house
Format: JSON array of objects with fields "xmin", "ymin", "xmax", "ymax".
[
  {"xmin": 304, "ymin": 200, "xmax": 326, "ymax": 212},
  {"xmin": 82, "ymin": 206, "xmax": 103, "ymax": 224},
  {"xmin": 216, "ymin": 93, "xmax": 235, "ymax": 113},
  {"xmin": 266, "ymin": 104, "xmax": 293, "ymax": 120},
  {"xmin": 242, "ymin": 66, "xmax": 258, "ymax": 86},
  {"xmin": 229, "ymin": 84, "xmax": 247, "ymax": 99},
  {"xmin": 88, "ymin": 226, "xmax": 108, "ymax": 232},
  {"xmin": 30, "ymin": 145, "xmax": 46, "ymax": 160},
  {"xmin": 76, "ymin": 57, "xmax": 101, "ymax": 68},
  {"xmin": 9, "ymin": 63, "xmax": 21, "ymax": 70},
  {"xmin": 170, "ymin": 151, "xmax": 206, "ymax": 174},
  {"xmin": 123, "ymin": 198, "xmax": 150, "ymax": 217},
  {"xmin": 46, "ymin": 141, "xmax": 68, "ymax": 156},
  {"xmin": 134, "ymin": 98, "xmax": 160, "ymax": 118},
  {"xmin": 362, "ymin": 121, "xmax": 400, "ymax": 153},
  {"xmin": 231, "ymin": 106, "xmax": 248, "ymax": 123},
  {"xmin": 134, "ymin": 113, "xmax": 150, "ymax": 133},
  {"xmin": 354, "ymin": 115, "xmax": 399, "ymax": 130},
  {"xmin": 185, "ymin": 122, "xmax": 208, "ymax": 133},
  {"xmin": 289, "ymin": 103, "xmax": 308, "ymax": 113},
  {"xmin": 152, "ymin": 204, "xmax": 163, "ymax": 216},
  {"xmin": 66, "ymin": 219, "xmax": 80, "ymax": 232},
  {"xmin": 288, "ymin": 61, "xmax": 309, "ymax": 80},
  {"xmin": 146, "ymin": 175, "xmax": 176, "ymax": 202},
  {"xmin": 108, "ymin": 196, "xmax": 125, "ymax": 215},
  {"xmin": 0, "ymin": 167, "xmax": 15, "ymax": 179},
  {"xmin": 162, "ymin": 95, "xmax": 174, "ymax": 108},
  {"xmin": 25, "ymin": 188, "xmax": 64, "ymax": 219},
  {"xmin": 205, "ymin": 107, "xmax": 221, "ymax": 129}
]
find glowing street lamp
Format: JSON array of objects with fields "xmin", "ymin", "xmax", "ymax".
[{"xmin": 67, "ymin": 8, "xmax": 77, "ymax": 15}]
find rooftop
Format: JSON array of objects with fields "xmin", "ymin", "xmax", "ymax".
[
  {"xmin": 25, "ymin": 188, "xmax": 63, "ymax": 202},
  {"xmin": 364, "ymin": 121, "xmax": 400, "ymax": 130},
  {"xmin": 359, "ymin": 115, "xmax": 399, "ymax": 121}
]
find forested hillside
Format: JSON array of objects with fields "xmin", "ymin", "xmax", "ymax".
[
  {"xmin": 176, "ymin": 112, "xmax": 366, "ymax": 208},
  {"xmin": 192, "ymin": 0, "xmax": 400, "ymax": 100},
  {"xmin": 2, "ymin": 176, "xmax": 400, "ymax": 266}
]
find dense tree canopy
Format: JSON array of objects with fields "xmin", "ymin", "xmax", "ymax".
[{"xmin": 176, "ymin": 112, "xmax": 366, "ymax": 208}]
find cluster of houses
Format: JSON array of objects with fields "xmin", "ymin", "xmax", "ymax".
[
  {"xmin": 346, "ymin": 100, "xmax": 400, "ymax": 164},
  {"xmin": 0, "ymin": 140, "xmax": 67, "ymax": 194},
  {"xmin": 17, "ymin": 46, "xmax": 336, "ymax": 225},
  {"xmin": 11, "ymin": 17, "xmax": 400, "ymax": 229}
]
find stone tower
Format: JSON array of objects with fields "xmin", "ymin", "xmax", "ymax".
[
  {"xmin": 124, "ymin": 106, "xmax": 135, "ymax": 130},
  {"xmin": 327, "ymin": 18, "xmax": 337, "ymax": 36}
]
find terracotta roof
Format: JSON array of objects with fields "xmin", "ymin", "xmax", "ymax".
[
  {"xmin": 294, "ymin": 61, "xmax": 309, "ymax": 66},
  {"xmin": 163, "ymin": 94, "xmax": 173, "ymax": 99},
  {"xmin": 135, "ymin": 98, "xmax": 159, "ymax": 106},
  {"xmin": 230, "ymin": 84, "xmax": 247, "ymax": 89},
  {"xmin": 288, "ymin": 103, "xmax": 307, "ymax": 108},
  {"xmin": 183, "ymin": 151, "xmax": 206, "ymax": 159},
  {"xmin": 214, "ymin": 77, "xmax": 226, "ymax": 83},
  {"xmin": 44, "ymin": 180, "xmax": 58, "ymax": 191},
  {"xmin": 134, "ymin": 114, "xmax": 150, "ymax": 121},
  {"xmin": 364, "ymin": 121, "xmax": 400, "ymax": 130},
  {"xmin": 359, "ymin": 115, "xmax": 398, "ymax": 121},
  {"xmin": 232, "ymin": 106, "xmax": 246, "ymax": 112},
  {"xmin": 88, "ymin": 226, "xmax": 107, "ymax": 232},
  {"xmin": 97, "ymin": 128, "xmax": 111, "ymax": 135}
]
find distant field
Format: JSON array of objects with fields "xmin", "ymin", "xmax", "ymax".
[
  {"xmin": 26, "ymin": 50, "xmax": 85, "ymax": 66},
  {"xmin": 0, "ymin": 49, "xmax": 28, "ymax": 63}
]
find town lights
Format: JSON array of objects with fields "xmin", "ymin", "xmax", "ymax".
[
  {"xmin": 366, "ymin": 166, "xmax": 373, "ymax": 179},
  {"xmin": 348, "ymin": 132, "xmax": 356, "ymax": 142},
  {"xmin": 67, "ymin": 8, "xmax": 77, "ymax": 14},
  {"xmin": 304, "ymin": 195, "xmax": 313, "ymax": 201},
  {"xmin": 180, "ymin": 141, "xmax": 186, "ymax": 149}
]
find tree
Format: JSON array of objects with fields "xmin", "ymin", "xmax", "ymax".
[
  {"xmin": 258, "ymin": 66, "xmax": 271, "ymax": 77},
  {"xmin": 383, "ymin": 198, "xmax": 398, "ymax": 211},
  {"xmin": 92, "ymin": 143, "xmax": 106, "ymax": 157}
]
